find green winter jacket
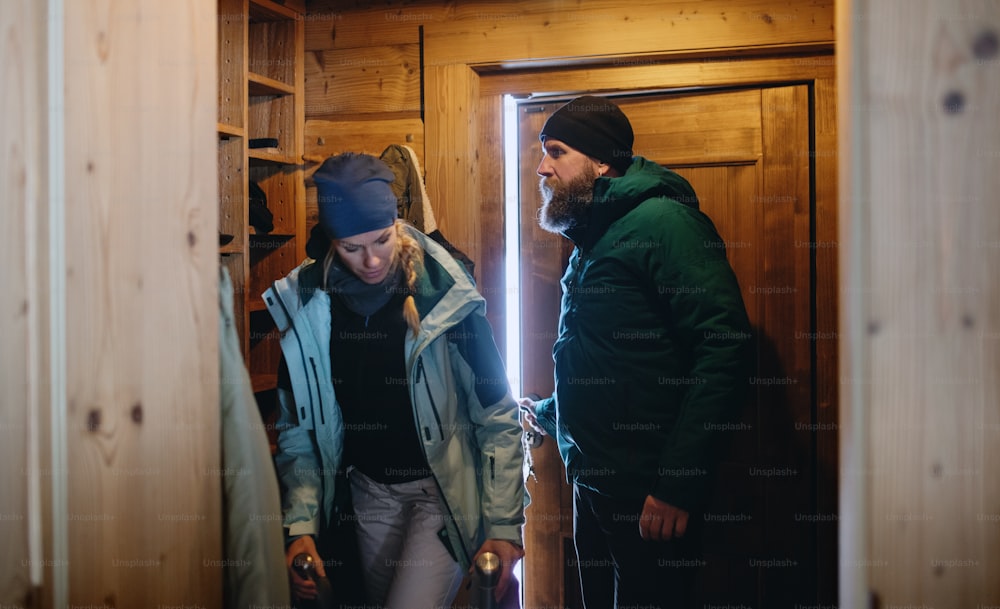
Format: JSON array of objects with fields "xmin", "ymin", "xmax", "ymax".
[
  {"xmin": 263, "ymin": 226, "xmax": 525, "ymax": 569},
  {"xmin": 534, "ymin": 156, "xmax": 753, "ymax": 512}
]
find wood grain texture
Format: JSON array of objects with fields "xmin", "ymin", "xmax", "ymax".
[
  {"xmin": 476, "ymin": 95, "xmax": 507, "ymax": 356},
  {"xmin": 1, "ymin": 0, "xmax": 47, "ymax": 605},
  {"xmin": 842, "ymin": 0, "xmax": 1000, "ymax": 606},
  {"xmin": 305, "ymin": 2, "xmax": 449, "ymax": 50},
  {"xmin": 62, "ymin": 2, "xmax": 221, "ymax": 606},
  {"xmin": 478, "ymin": 53, "xmax": 836, "ymax": 97},
  {"xmin": 218, "ymin": 0, "xmax": 247, "ymax": 130},
  {"xmin": 424, "ymin": 63, "xmax": 482, "ymax": 279},
  {"xmin": 304, "ymin": 117, "xmax": 425, "ymax": 159},
  {"xmin": 423, "ymin": 0, "xmax": 835, "ymax": 66},
  {"xmin": 813, "ymin": 73, "xmax": 839, "ymax": 604},
  {"xmin": 304, "ymin": 44, "xmax": 421, "ymax": 118},
  {"xmin": 294, "ymin": 12, "xmax": 307, "ymax": 263}
]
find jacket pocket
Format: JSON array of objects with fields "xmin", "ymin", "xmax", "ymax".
[{"xmin": 415, "ymin": 356, "xmax": 445, "ymax": 441}]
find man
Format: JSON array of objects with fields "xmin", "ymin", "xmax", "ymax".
[{"xmin": 520, "ymin": 95, "xmax": 753, "ymax": 608}]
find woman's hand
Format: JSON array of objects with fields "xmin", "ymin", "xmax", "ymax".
[
  {"xmin": 285, "ymin": 535, "xmax": 325, "ymax": 601},
  {"xmin": 472, "ymin": 538, "xmax": 525, "ymax": 602}
]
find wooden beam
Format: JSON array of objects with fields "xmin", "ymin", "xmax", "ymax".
[
  {"xmin": 424, "ymin": 0, "xmax": 835, "ymax": 67},
  {"xmin": 478, "ymin": 53, "xmax": 835, "ymax": 97},
  {"xmin": 423, "ymin": 64, "xmax": 482, "ymax": 278}
]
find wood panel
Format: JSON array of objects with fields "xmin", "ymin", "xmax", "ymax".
[
  {"xmin": 813, "ymin": 72, "xmax": 839, "ymax": 603},
  {"xmin": 628, "ymin": 89, "xmax": 763, "ymax": 163},
  {"xmin": 1, "ymin": 0, "xmax": 48, "ymax": 605},
  {"xmin": 841, "ymin": 0, "xmax": 1000, "ymax": 607},
  {"xmin": 62, "ymin": 2, "xmax": 222, "ymax": 607},
  {"xmin": 218, "ymin": 0, "xmax": 247, "ymax": 130},
  {"xmin": 304, "ymin": 117, "xmax": 424, "ymax": 159},
  {"xmin": 305, "ymin": 2, "xmax": 449, "ymax": 50},
  {"xmin": 304, "ymin": 44, "xmax": 421, "ymax": 118},
  {"xmin": 423, "ymin": 0, "xmax": 835, "ymax": 67},
  {"xmin": 758, "ymin": 84, "xmax": 816, "ymax": 605},
  {"xmin": 479, "ymin": 54, "xmax": 836, "ymax": 97},
  {"xmin": 477, "ymin": 96, "xmax": 507, "ymax": 356},
  {"xmin": 424, "ymin": 63, "xmax": 482, "ymax": 280}
]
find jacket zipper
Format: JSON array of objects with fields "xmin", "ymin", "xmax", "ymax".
[
  {"xmin": 269, "ymin": 283, "xmax": 314, "ymax": 421},
  {"xmin": 413, "ymin": 351, "xmax": 471, "ymax": 566},
  {"xmin": 415, "ymin": 356, "xmax": 444, "ymax": 441},
  {"xmin": 308, "ymin": 357, "xmax": 325, "ymax": 425}
]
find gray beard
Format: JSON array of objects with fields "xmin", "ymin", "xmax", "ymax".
[{"xmin": 538, "ymin": 168, "xmax": 597, "ymax": 234}]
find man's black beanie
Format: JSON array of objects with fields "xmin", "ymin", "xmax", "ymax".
[{"xmin": 539, "ymin": 95, "xmax": 635, "ymax": 174}]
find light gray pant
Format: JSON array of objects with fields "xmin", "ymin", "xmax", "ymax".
[{"xmin": 349, "ymin": 469, "xmax": 465, "ymax": 609}]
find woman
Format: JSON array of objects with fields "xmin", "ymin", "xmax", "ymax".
[{"xmin": 263, "ymin": 153, "xmax": 525, "ymax": 608}]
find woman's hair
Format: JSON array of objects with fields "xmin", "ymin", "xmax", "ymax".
[{"xmin": 322, "ymin": 219, "xmax": 424, "ymax": 337}]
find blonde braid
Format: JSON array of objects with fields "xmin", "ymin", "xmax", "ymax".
[
  {"xmin": 320, "ymin": 239, "xmax": 337, "ymax": 291},
  {"xmin": 396, "ymin": 220, "xmax": 424, "ymax": 337}
]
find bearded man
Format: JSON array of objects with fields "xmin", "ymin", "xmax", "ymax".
[{"xmin": 519, "ymin": 95, "xmax": 754, "ymax": 609}]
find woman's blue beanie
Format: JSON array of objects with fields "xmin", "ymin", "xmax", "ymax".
[{"xmin": 314, "ymin": 153, "xmax": 398, "ymax": 239}]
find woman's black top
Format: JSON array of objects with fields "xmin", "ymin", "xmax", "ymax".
[{"xmin": 329, "ymin": 291, "xmax": 433, "ymax": 484}]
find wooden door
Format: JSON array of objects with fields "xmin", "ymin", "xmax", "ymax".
[{"xmin": 519, "ymin": 85, "xmax": 827, "ymax": 608}]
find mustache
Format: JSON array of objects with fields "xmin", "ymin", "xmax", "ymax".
[{"xmin": 539, "ymin": 176, "xmax": 556, "ymax": 197}]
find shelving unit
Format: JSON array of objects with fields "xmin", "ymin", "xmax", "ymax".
[{"xmin": 217, "ymin": 0, "xmax": 306, "ymax": 396}]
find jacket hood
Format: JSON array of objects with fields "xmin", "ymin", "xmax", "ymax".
[{"xmin": 565, "ymin": 156, "xmax": 699, "ymax": 249}]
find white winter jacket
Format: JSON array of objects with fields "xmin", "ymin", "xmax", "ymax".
[{"xmin": 263, "ymin": 227, "xmax": 525, "ymax": 568}]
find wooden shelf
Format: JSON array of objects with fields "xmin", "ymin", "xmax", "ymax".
[
  {"xmin": 217, "ymin": 122, "xmax": 245, "ymax": 138},
  {"xmin": 217, "ymin": 0, "xmax": 304, "ymax": 393},
  {"xmin": 249, "ymin": 149, "xmax": 299, "ymax": 165},
  {"xmin": 249, "ymin": 230, "xmax": 295, "ymax": 239},
  {"xmin": 219, "ymin": 240, "xmax": 243, "ymax": 255},
  {"xmin": 249, "ymin": 0, "xmax": 300, "ymax": 22},
  {"xmin": 248, "ymin": 72, "xmax": 295, "ymax": 96}
]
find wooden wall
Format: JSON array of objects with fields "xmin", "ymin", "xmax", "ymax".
[
  {"xmin": 1, "ymin": 2, "xmax": 222, "ymax": 607},
  {"xmin": 839, "ymin": 0, "xmax": 1000, "ymax": 607},
  {"xmin": 303, "ymin": 0, "xmax": 836, "ymax": 268}
]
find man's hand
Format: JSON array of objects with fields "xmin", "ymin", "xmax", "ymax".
[
  {"xmin": 471, "ymin": 539, "xmax": 525, "ymax": 602},
  {"xmin": 639, "ymin": 495, "xmax": 689, "ymax": 542},
  {"xmin": 517, "ymin": 397, "xmax": 547, "ymax": 436},
  {"xmin": 285, "ymin": 535, "xmax": 324, "ymax": 600}
]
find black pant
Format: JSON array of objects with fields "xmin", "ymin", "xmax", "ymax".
[{"xmin": 572, "ymin": 484, "xmax": 704, "ymax": 609}]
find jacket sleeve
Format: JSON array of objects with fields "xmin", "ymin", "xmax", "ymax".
[
  {"xmin": 448, "ymin": 314, "xmax": 527, "ymax": 545},
  {"xmin": 219, "ymin": 267, "xmax": 291, "ymax": 605},
  {"xmin": 650, "ymin": 212, "xmax": 754, "ymax": 512},
  {"xmin": 273, "ymin": 357, "xmax": 323, "ymax": 538},
  {"xmin": 532, "ymin": 396, "xmax": 559, "ymax": 438}
]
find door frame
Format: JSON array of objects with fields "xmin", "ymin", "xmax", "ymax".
[
  {"xmin": 514, "ymin": 81, "xmax": 827, "ymax": 608},
  {"xmin": 423, "ymin": 52, "xmax": 836, "ymax": 603}
]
